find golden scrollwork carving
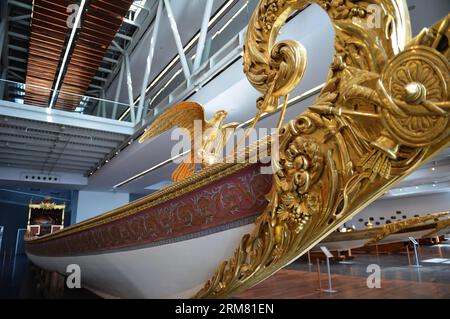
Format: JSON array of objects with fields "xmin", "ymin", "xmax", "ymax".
[
  {"xmin": 243, "ymin": 0, "xmax": 308, "ymax": 130},
  {"xmin": 29, "ymin": 202, "xmax": 65, "ymax": 210},
  {"xmin": 378, "ymin": 46, "xmax": 450, "ymax": 147},
  {"xmin": 195, "ymin": 1, "xmax": 449, "ymax": 298}
]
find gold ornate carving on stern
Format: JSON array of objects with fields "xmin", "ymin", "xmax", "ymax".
[{"xmin": 195, "ymin": 2, "xmax": 450, "ymax": 298}]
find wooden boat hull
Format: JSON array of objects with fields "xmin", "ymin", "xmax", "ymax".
[
  {"xmin": 27, "ymin": 225, "xmax": 254, "ymax": 298},
  {"xmin": 26, "ymin": 163, "xmax": 272, "ymax": 298},
  {"xmin": 312, "ymin": 217, "xmax": 450, "ymax": 252}
]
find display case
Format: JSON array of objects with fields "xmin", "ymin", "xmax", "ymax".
[{"xmin": 27, "ymin": 200, "xmax": 65, "ymax": 238}]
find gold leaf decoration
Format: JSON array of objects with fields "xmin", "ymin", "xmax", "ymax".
[{"xmin": 195, "ymin": 2, "xmax": 449, "ymax": 298}]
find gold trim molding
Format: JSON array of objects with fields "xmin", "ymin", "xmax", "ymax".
[
  {"xmin": 29, "ymin": 203, "xmax": 66, "ymax": 210},
  {"xmin": 27, "ymin": 162, "xmax": 251, "ymax": 244},
  {"xmin": 195, "ymin": 1, "xmax": 450, "ymax": 298}
]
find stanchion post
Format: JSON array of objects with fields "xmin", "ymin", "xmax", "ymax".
[
  {"xmin": 319, "ymin": 246, "xmax": 337, "ymax": 293},
  {"xmin": 409, "ymin": 237, "xmax": 422, "ymax": 268},
  {"xmin": 406, "ymin": 244, "xmax": 412, "ymax": 266},
  {"xmin": 316, "ymin": 258, "xmax": 322, "ymax": 291}
]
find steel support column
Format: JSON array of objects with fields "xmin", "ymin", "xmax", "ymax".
[
  {"xmin": 0, "ymin": 22, "xmax": 5, "ymax": 63},
  {"xmin": 136, "ymin": 0, "xmax": 163, "ymax": 122},
  {"xmin": 194, "ymin": 0, "xmax": 214, "ymax": 71},
  {"xmin": 163, "ymin": 0, "xmax": 191, "ymax": 82},
  {"xmin": 125, "ymin": 54, "xmax": 136, "ymax": 123},
  {"xmin": 112, "ymin": 62, "xmax": 125, "ymax": 120},
  {"xmin": 1, "ymin": 1, "xmax": 9, "ymax": 79},
  {"xmin": 0, "ymin": 69, "xmax": 7, "ymax": 99},
  {"xmin": 100, "ymin": 90, "xmax": 106, "ymax": 118},
  {"xmin": 95, "ymin": 101, "xmax": 101, "ymax": 116}
]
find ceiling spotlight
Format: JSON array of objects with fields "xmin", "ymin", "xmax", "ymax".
[
  {"xmin": 128, "ymin": 140, "xmax": 132, "ymax": 145},
  {"xmin": 415, "ymin": 186, "xmax": 419, "ymax": 189},
  {"xmin": 431, "ymin": 167, "xmax": 436, "ymax": 171},
  {"xmin": 432, "ymin": 184, "xmax": 436, "ymax": 187},
  {"xmin": 105, "ymin": 160, "xmax": 109, "ymax": 163},
  {"xmin": 115, "ymin": 151, "xmax": 119, "ymax": 155}
]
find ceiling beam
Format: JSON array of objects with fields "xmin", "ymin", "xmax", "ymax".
[
  {"xmin": 0, "ymin": 116, "xmax": 127, "ymax": 142},
  {"xmin": 0, "ymin": 134, "xmax": 114, "ymax": 154},
  {"xmin": 0, "ymin": 99, "xmax": 135, "ymax": 135},
  {"xmin": 115, "ymin": 33, "xmax": 133, "ymax": 42},
  {"xmin": 8, "ymin": 31, "xmax": 29, "ymax": 40},
  {"xmin": 103, "ymin": 57, "xmax": 119, "ymax": 64},
  {"xmin": 0, "ymin": 158, "xmax": 92, "ymax": 169},
  {"xmin": 8, "ymin": 0, "xmax": 32, "ymax": 10},
  {"xmin": 102, "ymin": 0, "xmax": 158, "ymax": 97},
  {"xmin": 93, "ymin": 76, "xmax": 107, "ymax": 82},
  {"xmin": 0, "ymin": 126, "xmax": 121, "ymax": 148},
  {"xmin": 10, "ymin": 14, "xmax": 31, "ymax": 22},
  {"xmin": 0, "ymin": 161, "xmax": 89, "ymax": 173},
  {"xmin": 0, "ymin": 155, "xmax": 94, "ymax": 169},
  {"xmin": 8, "ymin": 66, "xmax": 26, "ymax": 73},
  {"xmin": 1, "ymin": 0, "xmax": 9, "ymax": 85},
  {"xmin": 89, "ymin": 84, "xmax": 104, "ymax": 90},
  {"xmin": 2, "ymin": 142, "xmax": 108, "ymax": 158},
  {"xmin": 8, "ymin": 44, "xmax": 27, "ymax": 53},
  {"xmin": 123, "ymin": 18, "xmax": 141, "ymax": 28},
  {"xmin": 8, "ymin": 70, "xmax": 24, "ymax": 81},
  {"xmin": 8, "ymin": 56, "xmax": 27, "ymax": 63},
  {"xmin": 0, "ymin": 148, "xmax": 103, "ymax": 163}
]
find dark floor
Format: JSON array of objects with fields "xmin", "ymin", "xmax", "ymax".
[
  {"xmin": 0, "ymin": 253, "xmax": 97, "ymax": 299},
  {"xmin": 1, "ymin": 243, "xmax": 449, "ymax": 299},
  {"xmin": 237, "ymin": 243, "xmax": 450, "ymax": 299},
  {"xmin": 288, "ymin": 243, "xmax": 450, "ymax": 284}
]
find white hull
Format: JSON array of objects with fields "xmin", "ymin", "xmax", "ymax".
[
  {"xmin": 377, "ymin": 230, "xmax": 432, "ymax": 244},
  {"xmin": 311, "ymin": 239, "xmax": 370, "ymax": 252},
  {"xmin": 27, "ymin": 224, "xmax": 253, "ymax": 298}
]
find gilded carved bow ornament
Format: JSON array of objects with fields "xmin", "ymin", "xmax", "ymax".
[{"xmin": 195, "ymin": 0, "xmax": 449, "ymax": 298}]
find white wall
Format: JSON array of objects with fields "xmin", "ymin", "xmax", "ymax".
[
  {"xmin": 76, "ymin": 191, "xmax": 130, "ymax": 223},
  {"xmin": 347, "ymin": 192, "xmax": 450, "ymax": 229}
]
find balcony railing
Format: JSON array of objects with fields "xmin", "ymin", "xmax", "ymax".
[{"xmin": 0, "ymin": 78, "xmax": 132, "ymax": 122}]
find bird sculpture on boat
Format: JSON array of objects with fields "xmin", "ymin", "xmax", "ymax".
[{"xmin": 139, "ymin": 101, "xmax": 239, "ymax": 182}]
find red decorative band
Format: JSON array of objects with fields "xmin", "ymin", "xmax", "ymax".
[{"xmin": 26, "ymin": 164, "xmax": 272, "ymax": 257}]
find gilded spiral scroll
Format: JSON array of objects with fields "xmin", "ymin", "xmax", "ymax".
[{"xmin": 195, "ymin": 1, "xmax": 450, "ymax": 298}]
